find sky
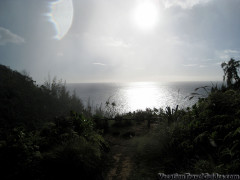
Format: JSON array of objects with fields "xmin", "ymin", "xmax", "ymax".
[{"xmin": 0, "ymin": 0, "xmax": 240, "ymax": 83}]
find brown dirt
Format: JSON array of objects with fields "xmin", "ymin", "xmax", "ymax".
[{"xmin": 105, "ymin": 121, "xmax": 152, "ymax": 180}]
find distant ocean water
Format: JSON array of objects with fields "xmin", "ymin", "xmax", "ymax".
[{"xmin": 66, "ymin": 81, "xmax": 220, "ymax": 113}]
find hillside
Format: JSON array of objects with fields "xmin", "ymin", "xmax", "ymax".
[
  {"xmin": 0, "ymin": 64, "xmax": 84, "ymax": 129},
  {"xmin": 0, "ymin": 64, "xmax": 107, "ymax": 179},
  {"xmin": 0, "ymin": 60, "xmax": 240, "ymax": 179}
]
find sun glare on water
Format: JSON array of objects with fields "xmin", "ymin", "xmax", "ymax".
[
  {"xmin": 133, "ymin": 1, "xmax": 159, "ymax": 30},
  {"xmin": 123, "ymin": 82, "xmax": 168, "ymax": 111}
]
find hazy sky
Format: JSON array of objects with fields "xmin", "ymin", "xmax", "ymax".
[{"xmin": 0, "ymin": 0, "xmax": 240, "ymax": 83}]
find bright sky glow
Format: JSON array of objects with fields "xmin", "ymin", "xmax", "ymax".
[
  {"xmin": 1, "ymin": 0, "xmax": 240, "ymax": 83},
  {"xmin": 48, "ymin": 0, "xmax": 73, "ymax": 40},
  {"xmin": 133, "ymin": 1, "xmax": 159, "ymax": 30}
]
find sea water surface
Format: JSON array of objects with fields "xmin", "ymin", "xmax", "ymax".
[{"xmin": 66, "ymin": 81, "xmax": 217, "ymax": 113}]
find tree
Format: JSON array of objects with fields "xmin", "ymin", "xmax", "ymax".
[{"xmin": 221, "ymin": 58, "xmax": 240, "ymax": 87}]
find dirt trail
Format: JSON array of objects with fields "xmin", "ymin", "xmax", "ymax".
[{"xmin": 105, "ymin": 121, "xmax": 150, "ymax": 180}]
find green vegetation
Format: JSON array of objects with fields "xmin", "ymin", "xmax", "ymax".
[
  {"xmin": 0, "ymin": 65, "xmax": 108, "ymax": 179},
  {"xmin": 221, "ymin": 58, "xmax": 240, "ymax": 87},
  {"xmin": 130, "ymin": 88, "xmax": 240, "ymax": 178},
  {"xmin": 0, "ymin": 58, "xmax": 240, "ymax": 179},
  {"xmin": 128, "ymin": 58, "xmax": 240, "ymax": 179}
]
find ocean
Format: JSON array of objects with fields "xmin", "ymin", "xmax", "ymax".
[{"xmin": 66, "ymin": 81, "xmax": 219, "ymax": 113}]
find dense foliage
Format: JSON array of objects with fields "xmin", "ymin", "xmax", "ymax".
[
  {"xmin": 130, "ymin": 59, "xmax": 240, "ymax": 178},
  {"xmin": 0, "ymin": 65, "xmax": 84, "ymax": 129},
  {"xmin": 0, "ymin": 65, "xmax": 108, "ymax": 179}
]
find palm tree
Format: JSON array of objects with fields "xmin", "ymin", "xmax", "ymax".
[{"xmin": 221, "ymin": 58, "xmax": 240, "ymax": 87}]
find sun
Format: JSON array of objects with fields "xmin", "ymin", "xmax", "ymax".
[{"xmin": 133, "ymin": 1, "xmax": 159, "ymax": 30}]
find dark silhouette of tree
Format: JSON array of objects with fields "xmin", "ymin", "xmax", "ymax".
[{"xmin": 221, "ymin": 58, "xmax": 240, "ymax": 87}]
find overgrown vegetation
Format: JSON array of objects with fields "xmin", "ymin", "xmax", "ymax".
[
  {"xmin": 0, "ymin": 65, "xmax": 108, "ymax": 179},
  {"xmin": 0, "ymin": 58, "xmax": 240, "ymax": 179},
  {"xmin": 129, "ymin": 58, "xmax": 240, "ymax": 179}
]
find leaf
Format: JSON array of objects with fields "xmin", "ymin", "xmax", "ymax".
[
  {"xmin": 190, "ymin": 93, "xmax": 200, "ymax": 96},
  {"xmin": 230, "ymin": 141, "xmax": 239, "ymax": 152},
  {"xmin": 188, "ymin": 96, "xmax": 194, "ymax": 100},
  {"xmin": 233, "ymin": 127, "xmax": 240, "ymax": 137},
  {"xmin": 195, "ymin": 87, "xmax": 200, "ymax": 91}
]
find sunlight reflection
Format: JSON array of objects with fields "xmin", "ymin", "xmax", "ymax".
[{"xmin": 123, "ymin": 82, "xmax": 169, "ymax": 111}]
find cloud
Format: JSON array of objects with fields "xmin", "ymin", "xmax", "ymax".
[
  {"xmin": 101, "ymin": 37, "xmax": 131, "ymax": 48},
  {"xmin": 166, "ymin": 36, "xmax": 184, "ymax": 46},
  {"xmin": 56, "ymin": 52, "xmax": 64, "ymax": 57},
  {"xmin": 216, "ymin": 49, "xmax": 240, "ymax": 61},
  {"xmin": 161, "ymin": 0, "xmax": 212, "ymax": 9},
  {"xmin": 0, "ymin": 27, "xmax": 25, "ymax": 45},
  {"xmin": 223, "ymin": 49, "xmax": 240, "ymax": 54},
  {"xmin": 183, "ymin": 64, "xmax": 207, "ymax": 68},
  {"xmin": 199, "ymin": 65, "xmax": 206, "ymax": 68},
  {"xmin": 183, "ymin": 64, "xmax": 198, "ymax": 67},
  {"xmin": 215, "ymin": 62, "xmax": 222, "ymax": 66},
  {"xmin": 92, "ymin": 62, "xmax": 106, "ymax": 66}
]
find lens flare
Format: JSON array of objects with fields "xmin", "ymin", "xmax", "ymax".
[{"xmin": 47, "ymin": 0, "xmax": 73, "ymax": 40}]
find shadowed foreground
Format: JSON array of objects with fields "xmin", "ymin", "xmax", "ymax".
[{"xmin": 1, "ymin": 59, "xmax": 240, "ymax": 179}]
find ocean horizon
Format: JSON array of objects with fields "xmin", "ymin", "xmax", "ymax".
[{"xmin": 66, "ymin": 81, "xmax": 221, "ymax": 113}]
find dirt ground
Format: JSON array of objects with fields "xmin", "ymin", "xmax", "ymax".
[{"xmin": 105, "ymin": 121, "xmax": 151, "ymax": 180}]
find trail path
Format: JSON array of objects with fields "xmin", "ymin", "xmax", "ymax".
[{"xmin": 105, "ymin": 121, "xmax": 150, "ymax": 180}]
